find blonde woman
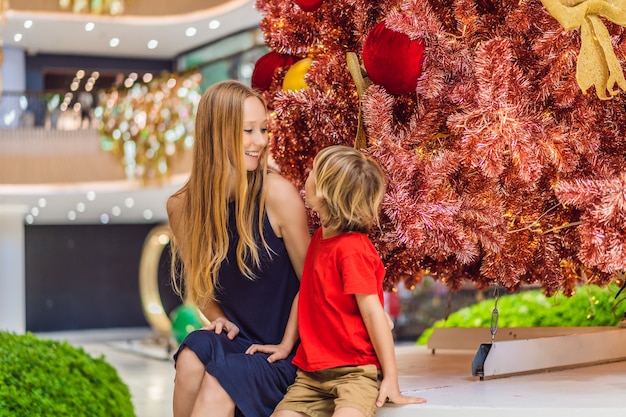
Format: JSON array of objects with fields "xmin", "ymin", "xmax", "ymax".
[
  {"xmin": 167, "ymin": 80, "xmax": 310, "ymax": 417},
  {"xmin": 272, "ymin": 146, "xmax": 426, "ymax": 417}
]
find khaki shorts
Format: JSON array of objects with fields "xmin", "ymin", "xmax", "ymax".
[{"xmin": 274, "ymin": 365, "xmax": 382, "ymax": 417}]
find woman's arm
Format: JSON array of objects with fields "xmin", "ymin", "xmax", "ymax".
[
  {"xmin": 265, "ymin": 172, "xmax": 311, "ymax": 279},
  {"xmin": 356, "ymin": 294, "xmax": 427, "ymax": 407},
  {"xmin": 246, "ymin": 172, "xmax": 310, "ymax": 360}
]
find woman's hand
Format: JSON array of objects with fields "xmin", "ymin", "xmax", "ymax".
[
  {"xmin": 203, "ymin": 317, "xmax": 240, "ymax": 340},
  {"xmin": 245, "ymin": 343, "xmax": 291, "ymax": 363}
]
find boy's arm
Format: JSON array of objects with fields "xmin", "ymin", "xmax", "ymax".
[
  {"xmin": 246, "ymin": 293, "xmax": 299, "ymax": 362},
  {"xmin": 356, "ymin": 294, "xmax": 427, "ymax": 407}
]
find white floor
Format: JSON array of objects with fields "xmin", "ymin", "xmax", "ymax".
[{"xmin": 40, "ymin": 327, "xmax": 626, "ymax": 417}]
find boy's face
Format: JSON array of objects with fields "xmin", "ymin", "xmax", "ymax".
[{"xmin": 304, "ymin": 168, "xmax": 317, "ymax": 210}]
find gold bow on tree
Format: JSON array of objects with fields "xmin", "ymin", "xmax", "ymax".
[
  {"xmin": 541, "ymin": 0, "xmax": 626, "ymax": 100},
  {"xmin": 347, "ymin": 52, "xmax": 372, "ymax": 149}
]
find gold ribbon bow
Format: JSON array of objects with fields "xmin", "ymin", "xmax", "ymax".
[
  {"xmin": 347, "ymin": 52, "xmax": 372, "ymax": 149},
  {"xmin": 541, "ymin": 0, "xmax": 626, "ymax": 100}
]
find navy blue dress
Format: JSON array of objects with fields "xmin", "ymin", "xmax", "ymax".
[{"xmin": 174, "ymin": 200, "xmax": 300, "ymax": 417}]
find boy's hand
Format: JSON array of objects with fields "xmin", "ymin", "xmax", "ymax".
[
  {"xmin": 376, "ymin": 378, "xmax": 427, "ymax": 407},
  {"xmin": 245, "ymin": 343, "xmax": 291, "ymax": 363}
]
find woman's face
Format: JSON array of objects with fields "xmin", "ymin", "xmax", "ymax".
[{"xmin": 242, "ymin": 96, "xmax": 268, "ymax": 172}]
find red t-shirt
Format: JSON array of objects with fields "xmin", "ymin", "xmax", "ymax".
[{"xmin": 293, "ymin": 228, "xmax": 385, "ymax": 372}]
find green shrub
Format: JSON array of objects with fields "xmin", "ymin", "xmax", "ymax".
[
  {"xmin": 417, "ymin": 283, "xmax": 626, "ymax": 345},
  {"xmin": 0, "ymin": 332, "xmax": 135, "ymax": 417}
]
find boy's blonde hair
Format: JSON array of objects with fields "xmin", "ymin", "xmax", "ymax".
[{"xmin": 311, "ymin": 145, "xmax": 386, "ymax": 233}]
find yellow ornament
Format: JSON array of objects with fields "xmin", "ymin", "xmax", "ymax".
[{"xmin": 282, "ymin": 57, "xmax": 312, "ymax": 91}]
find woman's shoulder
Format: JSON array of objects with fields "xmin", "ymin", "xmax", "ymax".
[
  {"xmin": 166, "ymin": 191, "xmax": 184, "ymax": 215},
  {"xmin": 166, "ymin": 190, "xmax": 186, "ymax": 231},
  {"xmin": 264, "ymin": 170, "xmax": 308, "ymax": 238},
  {"xmin": 265, "ymin": 170, "xmax": 302, "ymax": 204}
]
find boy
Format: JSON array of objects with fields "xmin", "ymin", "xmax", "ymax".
[{"xmin": 272, "ymin": 146, "xmax": 426, "ymax": 417}]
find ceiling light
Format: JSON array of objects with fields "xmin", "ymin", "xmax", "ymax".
[
  {"xmin": 143, "ymin": 209, "xmax": 153, "ymax": 220},
  {"xmin": 209, "ymin": 20, "xmax": 220, "ymax": 30},
  {"xmin": 13, "ymin": 34, "xmax": 23, "ymax": 42},
  {"xmin": 24, "ymin": 20, "xmax": 33, "ymax": 29},
  {"xmin": 185, "ymin": 27, "xmax": 197, "ymax": 37},
  {"xmin": 109, "ymin": 38, "xmax": 120, "ymax": 48},
  {"xmin": 67, "ymin": 211, "xmax": 77, "ymax": 221},
  {"xmin": 85, "ymin": 22, "xmax": 95, "ymax": 31},
  {"xmin": 147, "ymin": 40, "xmax": 158, "ymax": 50}
]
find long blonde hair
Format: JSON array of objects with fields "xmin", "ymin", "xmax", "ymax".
[{"xmin": 170, "ymin": 80, "xmax": 270, "ymax": 306}]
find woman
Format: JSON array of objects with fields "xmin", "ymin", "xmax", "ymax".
[{"xmin": 167, "ymin": 80, "xmax": 310, "ymax": 417}]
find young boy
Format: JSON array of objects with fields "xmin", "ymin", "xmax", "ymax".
[{"xmin": 271, "ymin": 145, "xmax": 426, "ymax": 417}]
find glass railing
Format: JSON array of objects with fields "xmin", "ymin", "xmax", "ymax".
[{"xmin": 0, "ymin": 91, "xmax": 97, "ymax": 130}]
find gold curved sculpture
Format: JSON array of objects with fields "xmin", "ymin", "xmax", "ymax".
[
  {"xmin": 139, "ymin": 223, "xmax": 174, "ymax": 337},
  {"xmin": 139, "ymin": 223, "xmax": 209, "ymax": 339}
]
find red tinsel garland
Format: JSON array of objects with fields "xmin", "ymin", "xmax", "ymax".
[{"xmin": 255, "ymin": 0, "xmax": 624, "ymax": 295}]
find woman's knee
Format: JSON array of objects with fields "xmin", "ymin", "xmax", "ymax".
[{"xmin": 175, "ymin": 347, "xmax": 206, "ymax": 379}]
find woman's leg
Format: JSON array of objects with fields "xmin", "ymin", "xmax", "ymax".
[
  {"xmin": 173, "ymin": 346, "xmax": 236, "ymax": 417},
  {"xmin": 189, "ymin": 372, "xmax": 236, "ymax": 417},
  {"xmin": 173, "ymin": 347, "xmax": 208, "ymax": 417}
]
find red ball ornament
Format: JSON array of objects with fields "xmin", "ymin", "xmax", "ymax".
[
  {"xmin": 251, "ymin": 51, "xmax": 299, "ymax": 92},
  {"xmin": 295, "ymin": 0, "xmax": 323, "ymax": 12},
  {"xmin": 362, "ymin": 20, "xmax": 426, "ymax": 95}
]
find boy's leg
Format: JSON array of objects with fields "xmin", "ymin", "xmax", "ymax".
[
  {"xmin": 332, "ymin": 365, "xmax": 380, "ymax": 417},
  {"xmin": 272, "ymin": 410, "xmax": 311, "ymax": 417},
  {"xmin": 332, "ymin": 408, "xmax": 368, "ymax": 417},
  {"xmin": 274, "ymin": 369, "xmax": 335, "ymax": 417}
]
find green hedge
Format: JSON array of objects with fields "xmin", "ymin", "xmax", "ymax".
[
  {"xmin": 417, "ymin": 283, "xmax": 626, "ymax": 345},
  {"xmin": 0, "ymin": 332, "xmax": 135, "ymax": 417}
]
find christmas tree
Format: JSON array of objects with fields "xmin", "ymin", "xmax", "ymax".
[{"xmin": 252, "ymin": 0, "xmax": 626, "ymax": 296}]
